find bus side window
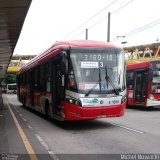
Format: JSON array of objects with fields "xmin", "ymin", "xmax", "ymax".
[
  {"xmin": 26, "ymin": 72, "xmax": 29, "ymax": 88},
  {"xmin": 34, "ymin": 66, "xmax": 40, "ymax": 92},
  {"xmin": 127, "ymin": 71, "xmax": 134, "ymax": 89},
  {"xmin": 39, "ymin": 64, "xmax": 46, "ymax": 91},
  {"xmin": 22, "ymin": 74, "xmax": 24, "ymax": 86},
  {"xmin": 46, "ymin": 62, "xmax": 51, "ymax": 92}
]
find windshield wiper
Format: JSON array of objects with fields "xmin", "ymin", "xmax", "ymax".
[
  {"xmin": 85, "ymin": 81, "xmax": 98, "ymax": 97},
  {"xmin": 85, "ymin": 68, "xmax": 102, "ymax": 97},
  {"xmin": 105, "ymin": 66, "xmax": 119, "ymax": 95}
]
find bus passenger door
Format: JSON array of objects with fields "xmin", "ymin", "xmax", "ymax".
[
  {"xmin": 134, "ymin": 71, "xmax": 148, "ymax": 104},
  {"xmin": 51, "ymin": 59, "xmax": 63, "ymax": 115}
]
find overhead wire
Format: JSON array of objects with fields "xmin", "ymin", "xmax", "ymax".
[
  {"xmin": 88, "ymin": 0, "xmax": 134, "ymax": 30},
  {"xmin": 62, "ymin": 0, "xmax": 119, "ymax": 40},
  {"xmin": 70, "ymin": 0, "xmax": 134, "ymax": 39},
  {"xmin": 111, "ymin": 18, "xmax": 160, "ymax": 42},
  {"xmin": 125, "ymin": 19, "xmax": 160, "ymax": 37},
  {"xmin": 111, "ymin": 0, "xmax": 134, "ymax": 14}
]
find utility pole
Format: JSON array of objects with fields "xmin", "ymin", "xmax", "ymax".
[
  {"xmin": 85, "ymin": 29, "xmax": 88, "ymax": 40},
  {"xmin": 107, "ymin": 12, "xmax": 111, "ymax": 42}
]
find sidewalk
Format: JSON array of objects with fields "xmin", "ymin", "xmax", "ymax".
[
  {"xmin": 0, "ymin": 95, "xmax": 53, "ymax": 160},
  {"xmin": 0, "ymin": 95, "xmax": 27, "ymax": 154},
  {"xmin": 0, "ymin": 95, "xmax": 9, "ymax": 153}
]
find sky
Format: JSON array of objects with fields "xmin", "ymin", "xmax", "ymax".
[{"xmin": 13, "ymin": 0, "xmax": 160, "ymax": 55}]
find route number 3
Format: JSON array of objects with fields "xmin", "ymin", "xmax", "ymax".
[{"xmin": 99, "ymin": 62, "xmax": 103, "ymax": 67}]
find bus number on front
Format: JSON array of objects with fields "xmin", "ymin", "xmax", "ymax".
[{"xmin": 99, "ymin": 62, "xmax": 103, "ymax": 67}]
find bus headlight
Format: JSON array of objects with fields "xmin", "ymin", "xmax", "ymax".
[
  {"xmin": 69, "ymin": 99, "xmax": 73, "ymax": 103},
  {"xmin": 66, "ymin": 98, "xmax": 82, "ymax": 107},
  {"xmin": 150, "ymin": 94, "xmax": 155, "ymax": 100},
  {"xmin": 149, "ymin": 94, "xmax": 158, "ymax": 101}
]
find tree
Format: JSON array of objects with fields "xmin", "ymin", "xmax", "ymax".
[{"xmin": 4, "ymin": 74, "xmax": 16, "ymax": 84}]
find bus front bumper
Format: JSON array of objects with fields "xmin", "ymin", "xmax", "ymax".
[{"xmin": 61, "ymin": 101, "xmax": 126, "ymax": 121}]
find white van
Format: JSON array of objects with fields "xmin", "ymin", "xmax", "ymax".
[{"xmin": 6, "ymin": 83, "xmax": 17, "ymax": 94}]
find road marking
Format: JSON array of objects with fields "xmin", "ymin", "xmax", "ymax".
[
  {"xmin": 35, "ymin": 134, "xmax": 49, "ymax": 151},
  {"xmin": 110, "ymin": 122, "xmax": 144, "ymax": 134},
  {"xmin": 35, "ymin": 134, "xmax": 59, "ymax": 160},
  {"xmin": 48, "ymin": 150, "xmax": 60, "ymax": 160},
  {"xmin": 22, "ymin": 118, "xmax": 27, "ymax": 122},
  {"xmin": 27, "ymin": 124, "xmax": 33, "ymax": 129},
  {"xmin": 4, "ymin": 98, "xmax": 38, "ymax": 160},
  {"xmin": 18, "ymin": 113, "xmax": 27, "ymax": 122}
]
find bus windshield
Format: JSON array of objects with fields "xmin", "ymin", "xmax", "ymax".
[
  {"xmin": 69, "ymin": 48, "xmax": 125, "ymax": 94},
  {"xmin": 151, "ymin": 61, "xmax": 160, "ymax": 94}
]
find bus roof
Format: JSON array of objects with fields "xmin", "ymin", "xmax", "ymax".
[
  {"xmin": 53, "ymin": 40, "xmax": 118, "ymax": 48},
  {"xmin": 126, "ymin": 59, "xmax": 160, "ymax": 70},
  {"xmin": 18, "ymin": 40, "xmax": 120, "ymax": 74}
]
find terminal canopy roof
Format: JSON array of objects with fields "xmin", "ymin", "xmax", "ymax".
[{"xmin": 0, "ymin": 0, "xmax": 32, "ymax": 78}]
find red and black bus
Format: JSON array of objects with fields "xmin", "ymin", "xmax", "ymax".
[
  {"xmin": 17, "ymin": 40, "xmax": 126, "ymax": 121},
  {"xmin": 0, "ymin": 83, "xmax": 2, "ymax": 105},
  {"xmin": 126, "ymin": 60, "xmax": 160, "ymax": 107}
]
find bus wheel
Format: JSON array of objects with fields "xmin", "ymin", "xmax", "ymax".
[{"xmin": 45, "ymin": 100, "xmax": 50, "ymax": 118}]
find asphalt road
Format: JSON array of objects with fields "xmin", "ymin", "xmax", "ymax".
[{"xmin": 2, "ymin": 94, "xmax": 160, "ymax": 160}]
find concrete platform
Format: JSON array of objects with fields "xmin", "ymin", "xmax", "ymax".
[{"xmin": 0, "ymin": 94, "xmax": 53, "ymax": 160}]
